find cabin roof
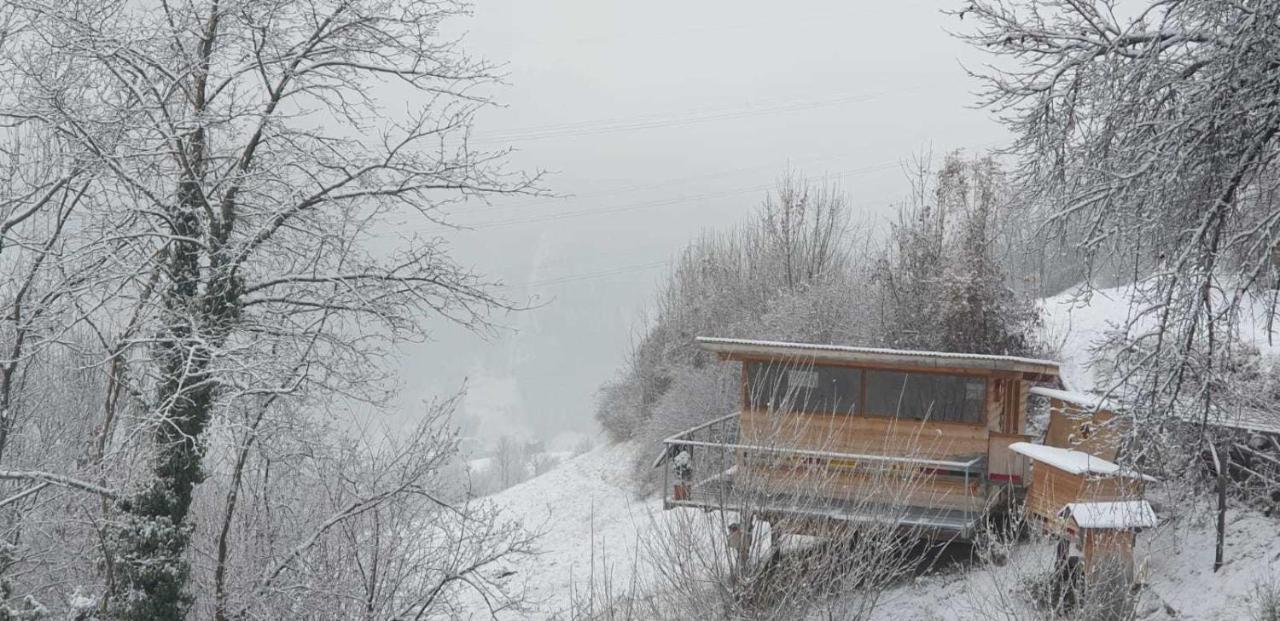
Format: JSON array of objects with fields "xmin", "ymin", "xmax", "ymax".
[
  {"xmin": 1029, "ymin": 386, "xmax": 1113, "ymax": 410},
  {"xmin": 696, "ymin": 337, "xmax": 1061, "ymax": 376},
  {"xmin": 1179, "ymin": 405, "xmax": 1280, "ymax": 435},
  {"xmin": 1060, "ymin": 500, "xmax": 1158, "ymax": 530},
  {"xmin": 1009, "ymin": 442, "xmax": 1158, "ymax": 482}
]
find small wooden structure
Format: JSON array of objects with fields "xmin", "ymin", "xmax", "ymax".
[
  {"xmin": 1010, "ymin": 442, "xmax": 1157, "ymax": 580},
  {"xmin": 1059, "ymin": 501, "xmax": 1157, "ymax": 579},
  {"xmin": 657, "ymin": 337, "xmax": 1062, "ymax": 538},
  {"xmin": 1033, "ymin": 386, "xmax": 1128, "ymax": 461}
]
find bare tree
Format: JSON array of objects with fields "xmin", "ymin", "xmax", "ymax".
[
  {"xmin": 955, "ymin": 1, "xmax": 1280, "ymax": 571},
  {"xmin": 595, "ymin": 174, "xmax": 871, "ymax": 451},
  {"xmin": 873, "ymin": 151, "xmax": 1039, "ymax": 356},
  {"xmin": 191, "ymin": 395, "xmax": 537, "ymax": 620},
  {"xmin": 493, "ymin": 435, "xmax": 529, "ymax": 491},
  {"xmin": 955, "ymin": 0, "xmax": 1280, "ymax": 424},
  {"xmin": 0, "ymin": 0, "xmax": 540, "ymax": 616}
]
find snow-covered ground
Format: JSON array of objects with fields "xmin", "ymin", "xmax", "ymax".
[
  {"xmin": 1041, "ymin": 282, "xmax": 1280, "ymax": 392},
  {"xmin": 471, "ymin": 440, "xmax": 1280, "ymax": 620},
  {"xmin": 471, "ymin": 442, "xmax": 666, "ymax": 618},
  {"xmin": 868, "ymin": 503, "xmax": 1280, "ymax": 620},
  {"xmin": 461, "ymin": 284, "xmax": 1280, "ymax": 619},
  {"xmin": 1039, "ymin": 284, "xmax": 1138, "ymax": 391}
]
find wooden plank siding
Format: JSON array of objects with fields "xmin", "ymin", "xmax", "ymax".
[
  {"xmin": 1009, "ymin": 380, "xmax": 1029, "ymax": 434},
  {"xmin": 721, "ymin": 354, "xmax": 1051, "ymax": 520},
  {"xmin": 1043, "ymin": 399, "xmax": 1127, "ymax": 461},
  {"xmin": 988, "ymin": 432, "xmax": 1031, "ymax": 482},
  {"xmin": 736, "ymin": 408, "xmax": 992, "ymax": 515},
  {"xmin": 737, "ymin": 464, "xmax": 988, "ymax": 512},
  {"xmin": 1026, "ymin": 464, "xmax": 1146, "ymax": 529},
  {"xmin": 738, "ymin": 409, "xmax": 989, "ymax": 460},
  {"xmin": 1082, "ymin": 529, "xmax": 1137, "ymax": 583},
  {"xmin": 986, "ymin": 377, "xmax": 1006, "ymax": 433}
]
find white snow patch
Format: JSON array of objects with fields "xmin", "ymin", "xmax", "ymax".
[
  {"xmin": 1028, "ymin": 385, "xmax": 1112, "ymax": 410},
  {"xmin": 1061, "ymin": 500, "xmax": 1159, "ymax": 529},
  {"xmin": 469, "ymin": 441, "xmax": 740, "ymax": 618},
  {"xmin": 866, "ymin": 507, "xmax": 1280, "ymax": 620},
  {"xmin": 1009, "ymin": 442, "xmax": 1155, "ymax": 481}
]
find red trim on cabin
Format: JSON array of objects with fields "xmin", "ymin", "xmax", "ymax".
[{"xmin": 987, "ymin": 473, "xmax": 1024, "ymax": 484}]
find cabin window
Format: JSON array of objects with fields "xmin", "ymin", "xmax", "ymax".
[
  {"xmin": 863, "ymin": 371, "xmax": 986, "ymax": 424},
  {"xmin": 746, "ymin": 362, "xmax": 861, "ymax": 414}
]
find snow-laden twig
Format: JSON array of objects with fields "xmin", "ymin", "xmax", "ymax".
[{"xmin": 0, "ymin": 471, "xmax": 118, "ymax": 500}]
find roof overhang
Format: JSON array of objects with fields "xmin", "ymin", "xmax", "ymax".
[
  {"xmin": 696, "ymin": 337, "xmax": 1061, "ymax": 378},
  {"xmin": 1060, "ymin": 500, "xmax": 1159, "ymax": 530},
  {"xmin": 1010, "ymin": 442, "xmax": 1158, "ymax": 482},
  {"xmin": 1029, "ymin": 386, "xmax": 1116, "ymax": 411}
]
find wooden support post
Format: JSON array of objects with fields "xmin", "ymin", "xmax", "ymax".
[
  {"xmin": 1217, "ymin": 451, "xmax": 1228, "ymax": 572},
  {"xmin": 1208, "ymin": 440, "xmax": 1226, "ymax": 572},
  {"xmin": 729, "ymin": 512, "xmax": 755, "ymax": 597},
  {"xmin": 737, "ymin": 512, "xmax": 754, "ymax": 571}
]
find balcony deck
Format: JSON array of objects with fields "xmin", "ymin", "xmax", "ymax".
[{"xmin": 657, "ymin": 412, "xmax": 1023, "ymax": 539}]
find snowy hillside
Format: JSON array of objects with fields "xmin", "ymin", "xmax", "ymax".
[
  {"xmin": 867, "ymin": 504, "xmax": 1280, "ymax": 620},
  {"xmin": 1041, "ymin": 283, "xmax": 1280, "ymax": 392},
  {"xmin": 471, "ymin": 442, "xmax": 663, "ymax": 618},
  {"xmin": 463, "ymin": 284, "xmax": 1280, "ymax": 619}
]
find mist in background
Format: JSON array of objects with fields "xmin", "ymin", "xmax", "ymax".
[{"xmin": 386, "ymin": 0, "xmax": 1007, "ymax": 448}]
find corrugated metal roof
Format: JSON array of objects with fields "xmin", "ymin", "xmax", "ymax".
[
  {"xmin": 1188, "ymin": 407, "xmax": 1280, "ymax": 435},
  {"xmin": 696, "ymin": 337, "xmax": 1062, "ymax": 375},
  {"xmin": 1029, "ymin": 386, "xmax": 1113, "ymax": 410}
]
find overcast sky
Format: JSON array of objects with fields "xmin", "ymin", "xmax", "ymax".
[{"xmin": 389, "ymin": 0, "xmax": 1008, "ymax": 448}]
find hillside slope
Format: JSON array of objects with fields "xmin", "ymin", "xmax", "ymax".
[
  {"xmin": 466, "ymin": 284, "xmax": 1280, "ymax": 619},
  {"xmin": 473, "ymin": 441, "xmax": 663, "ymax": 618}
]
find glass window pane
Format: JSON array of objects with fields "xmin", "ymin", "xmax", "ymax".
[
  {"xmin": 745, "ymin": 362, "xmax": 861, "ymax": 414},
  {"xmin": 864, "ymin": 371, "xmax": 986, "ymax": 424}
]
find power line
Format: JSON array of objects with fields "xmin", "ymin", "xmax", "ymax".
[
  {"xmin": 439, "ymin": 151, "xmax": 891, "ymax": 221},
  {"xmin": 450, "ymin": 161, "xmax": 901, "ymax": 231},
  {"xmin": 471, "ymin": 85, "xmax": 927, "ymax": 145},
  {"xmin": 524, "ymin": 259, "xmax": 672, "ymax": 288}
]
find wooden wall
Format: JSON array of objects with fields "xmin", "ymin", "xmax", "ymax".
[
  {"xmin": 736, "ymin": 408, "xmax": 991, "ymax": 514},
  {"xmin": 1082, "ymin": 529, "xmax": 1136, "ymax": 582},
  {"xmin": 738, "ymin": 409, "xmax": 988, "ymax": 460},
  {"xmin": 728, "ymin": 359, "xmax": 1045, "ymax": 518},
  {"xmin": 988, "ymin": 432, "xmax": 1031, "ymax": 482},
  {"xmin": 736, "ymin": 461, "xmax": 987, "ymax": 512},
  {"xmin": 1044, "ymin": 399, "xmax": 1127, "ymax": 461},
  {"xmin": 1025, "ymin": 463, "xmax": 1146, "ymax": 527}
]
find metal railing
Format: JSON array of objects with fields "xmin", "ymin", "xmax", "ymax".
[{"xmin": 656, "ymin": 411, "xmax": 991, "ymax": 528}]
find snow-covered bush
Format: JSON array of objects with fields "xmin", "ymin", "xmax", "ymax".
[
  {"xmin": 596, "ymin": 162, "xmax": 1046, "ymax": 486},
  {"xmin": 1251, "ymin": 570, "xmax": 1280, "ymax": 621},
  {"xmin": 872, "ymin": 152, "xmax": 1042, "ymax": 357},
  {"xmin": 594, "ymin": 174, "xmax": 869, "ymax": 448}
]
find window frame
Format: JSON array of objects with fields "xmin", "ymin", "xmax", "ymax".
[{"xmin": 742, "ymin": 359, "xmax": 990, "ymax": 426}]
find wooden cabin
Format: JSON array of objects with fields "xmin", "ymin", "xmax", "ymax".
[{"xmin": 658, "ymin": 337, "xmax": 1062, "ymax": 538}]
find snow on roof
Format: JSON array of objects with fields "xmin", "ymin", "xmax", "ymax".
[
  {"xmin": 1060, "ymin": 500, "xmax": 1158, "ymax": 530},
  {"xmin": 1009, "ymin": 442, "xmax": 1157, "ymax": 481},
  {"xmin": 696, "ymin": 337, "xmax": 1061, "ymax": 375},
  {"xmin": 1029, "ymin": 386, "xmax": 1114, "ymax": 410}
]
